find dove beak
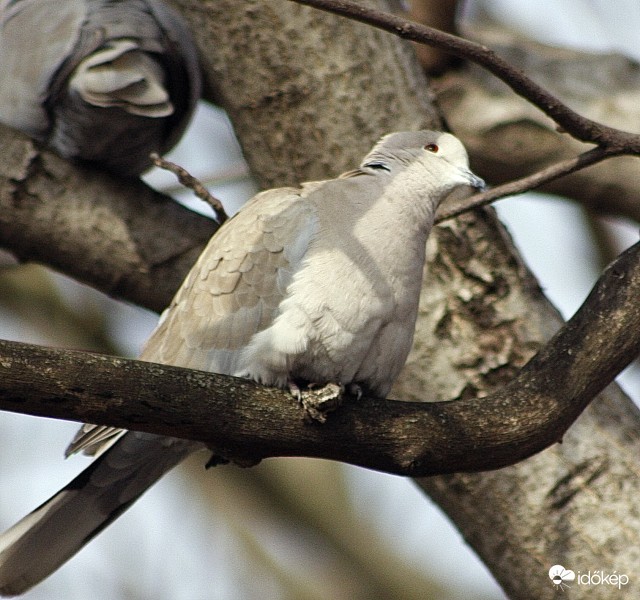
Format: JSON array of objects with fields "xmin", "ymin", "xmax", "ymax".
[{"xmin": 464, "ymin": 169, "xmax": 486, "ymax": 191}]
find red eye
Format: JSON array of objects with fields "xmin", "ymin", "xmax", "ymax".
[{"xmin": 424, "ymin": 143, "xmax": 439, "ymax": 153}]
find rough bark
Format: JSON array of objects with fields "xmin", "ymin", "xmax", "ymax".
[
  {"xmin": 0, "ymin": 126, "xmax": 216, "ymax": 312},
  {"xmin": 171, "ymin": 0, "xmax": 438, "ymax": 187},
  {"xmin": 167, "ymin": 2, "xmax": 640, "ymax": 597}
]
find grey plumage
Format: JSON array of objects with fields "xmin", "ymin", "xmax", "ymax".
[
  {"xmin": 0, "ymin": 130, "xmax": 484, "ymax": 595},
  {"xmin": 0, "ymin": 0, "xmax": 201, "ymax": 176}
]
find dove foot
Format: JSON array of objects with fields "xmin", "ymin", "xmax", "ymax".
[
  {"xmin": 346, "ymin": 382, "xmax": 364, "ymax": 400},
  {"xmin": 205, "ymin": 451, "xmax": 261, "ymax": 469},
  {"xmin": 299, "ymin": 382, "xmax": 344, "ymax": 423}
]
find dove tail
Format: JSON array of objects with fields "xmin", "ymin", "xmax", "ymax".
[{"xmin": 0, "ymin": 433, "xmax": 199, "ymax": 596}]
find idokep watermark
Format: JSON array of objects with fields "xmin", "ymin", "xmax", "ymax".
[{"xmin": 548, "ymin": 564, "xmax": 630, "ymax": 591}]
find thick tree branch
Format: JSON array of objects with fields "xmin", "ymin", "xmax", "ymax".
[
  {"xmin": 0, "ymin": 125, "xmax": 216, "ymax": 312},
  {"xmin": 289, "ymin": 0, "xmax": 640, "ymax": 151},
  {"xmin": 1, "ymin": 240, "xmax": 638, "ymax": 475}
]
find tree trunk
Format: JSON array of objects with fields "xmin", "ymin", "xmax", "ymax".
[{"xmin": 169, "ymin": 1, "xmax": 640, "ymax": 597}]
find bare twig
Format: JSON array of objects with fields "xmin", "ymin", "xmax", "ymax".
[
  {"xmin": 432, "ymin": 40, "xmax": 640, "ymax": 223},
  {"xmin": 289, "ymin": 0, "xmax": 640, "ymax": 152},
  {"xmin": 435, "ymin": 146, "xmax": 620, "ymax": 223},
  {"xmin": 1, "ymin": 240, "xmax": 639, "ymax": 475},
  {"xmin": 151, "ymin": 153, "xmax": 229, "ymax": 224}
]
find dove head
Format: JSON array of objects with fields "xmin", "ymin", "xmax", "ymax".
[{"xmin": 361, "ymin": 130, "xmax": 485, "ymax": 193}]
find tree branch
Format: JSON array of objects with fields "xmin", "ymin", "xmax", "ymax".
[
  {"xmin": 288, "ymin": 0, "xmax": 640, "ymax": 151},
  {"xmin": 2, "ymin": 1, "xmax": 639, "ymax": 593},
  {"xmin": 407, "ymin": 0, "xmax": 460, "ymax": 73},
  {"xmin": 435, "ymin": 26, "xmax": 640, "ymax": 223},
  {"xmin": 0, "ymin": 125, "xmax": 216, "ymax": 312},
  {"xmin": 435, "ymin": 146, "xmax": 620, "ymax": 223},
  {"xmin": 288, "ymin": 0, "xmax": 640, "ymax": 230},
  {"xmin": 1, "ymin": 239, "xmax": 638, "ymax": 475}
]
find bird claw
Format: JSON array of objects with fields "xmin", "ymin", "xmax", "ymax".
[
  {"xmin": 298, "ymin": 382, "xmax": 344, "ymax": 423},
  {"xmin": 346, "ymin": 383, "xmax": 363, "ymax": 400},
  {"xmin": 205, "ymin": 454, "xmax": 230, "ymax": 469}
]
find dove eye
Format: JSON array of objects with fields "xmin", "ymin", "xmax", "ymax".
[{"xmin": 424, "ymin": 143, "xmax": 439, "ymax": 153}]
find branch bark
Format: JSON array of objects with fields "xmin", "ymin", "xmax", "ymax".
[
  {"xmin": 289, "ymin": 0, "xmax": 640, "ymax": 150},
  {"xmin": 434, "ymin": 26, "xmax": 640, "ymax": 222},
  {"xmin": 0, "ymin": 125, "xmax": 216, "ymax": 312},
  {"xmin": 435, "ymin": 146, "xmax": 620, "ymax": 223},
  {"xmin": 0, "ymin": 240, "xmax": 639, "ymax": 475},
  {"xmin": 407, "ymin": 0, "xmax": 460, "ymax": 73},
  {"xmin": 171, "ymin": 0, "xmax": 438, "ymax": 187},
  {"xmin": 2, "ymin": 0, "xmax": 639, "ymax": 597}
]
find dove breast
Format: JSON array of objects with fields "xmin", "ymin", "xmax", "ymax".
[
  {"xmin": 142, "ymin": 172, "xmax": 429, "ymax": 398},
  {"xmin": 140, "ymin": 185, "xmax": 320, "ymax": 380}
]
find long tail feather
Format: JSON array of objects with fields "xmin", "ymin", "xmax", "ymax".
[{"xmin": 0, "ymin": 433, "xmax": 199, "ymax": 596}]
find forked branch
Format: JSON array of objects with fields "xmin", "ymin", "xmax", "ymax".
[{"xmin": 288, "ymin": 0, "xmax": 640, "ymax": 221}]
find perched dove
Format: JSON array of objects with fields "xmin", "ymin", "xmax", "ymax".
[
  {"xmin": 0, "ymin": 0, "xmax": 201, "ymax": 176},
  {"xmin": 0, "ymin": 130, "xmax": 484, "ymax": 595}
]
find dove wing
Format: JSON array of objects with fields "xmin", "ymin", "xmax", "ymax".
[
  {"xmin": 67, "ymin": 186, "xmax": 318, "ymax": 456},
  {"xmin": 143, "ymin": 186, "xmax": 318, "ymax": 368},
  {"xmin": 0, "ymin": 0, "xmax": 200, "ymax": 175}
]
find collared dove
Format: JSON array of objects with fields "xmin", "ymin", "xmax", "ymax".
[
  {"xmin": 0, "ymin": 0, "xmax": 201, "ymax": 176},
  {"xmin": 0, "ymin": 130, "xmax": 484, "ymax": 595}
]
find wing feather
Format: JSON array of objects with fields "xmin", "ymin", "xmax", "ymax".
[
  {"xmin": 68, "ymin": 186, "xmax": 318, "ymax": 455},
  {"xmin": 141, "ymin": 187, "xmax": 317, "ymax": 368}
]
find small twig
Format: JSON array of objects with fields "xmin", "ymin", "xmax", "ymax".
[
  {"xmin": 151, "ymin": 153, "xmax": 229, "ymax": 224},
  {"xmin": 435, "ymin": 146, "xmax": 619, "ymax": 223},
  {"xmin": 158, "ymin": 164, "xmax": 252, "ymax": 197}
]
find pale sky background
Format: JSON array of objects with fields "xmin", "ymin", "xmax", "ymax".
[{"xmin": 1, "ymin": 1, "xmax": 639, "ymax": 598}]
